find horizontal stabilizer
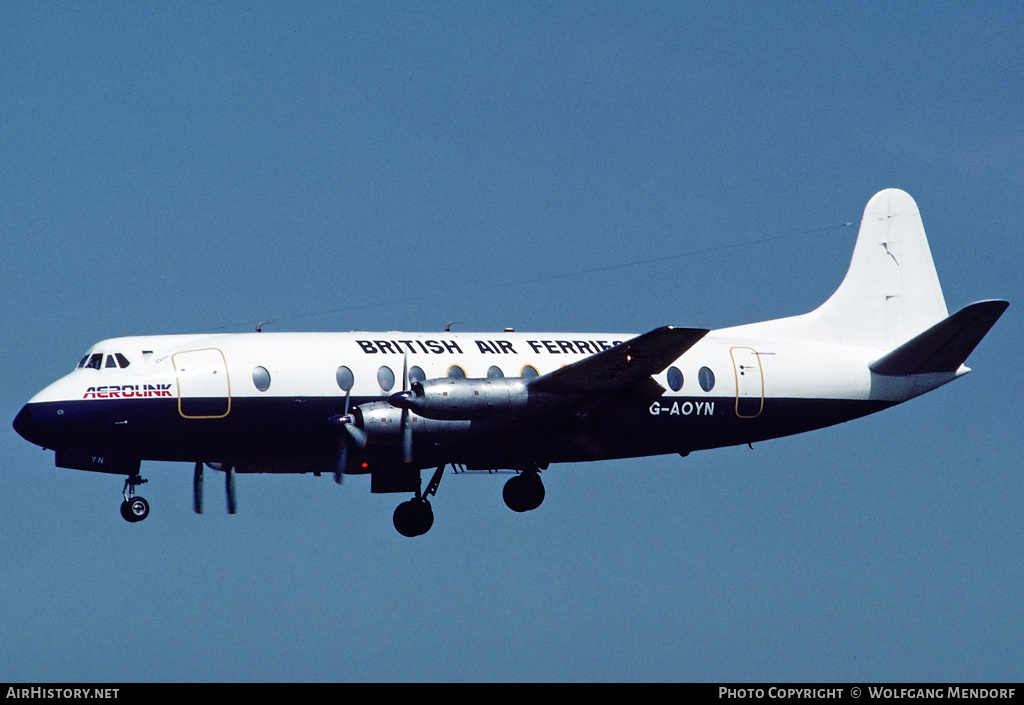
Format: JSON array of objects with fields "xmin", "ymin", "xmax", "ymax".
[
  {"xmin": 529, "ymin": 326, "xmax": 709, "ymax": 394},
  {"xmin": 869, "ymin": 300, "xmax": 1008, "ymax": 376}
]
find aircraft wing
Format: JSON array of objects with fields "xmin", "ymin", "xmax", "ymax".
[{"xmin": 527, "ymin": 326, "xmax": 709, "ymax": 395}]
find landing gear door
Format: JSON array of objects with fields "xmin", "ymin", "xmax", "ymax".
[
  {"xmin": 173, "ymin": 348, "xmax": 231, "ymax": 419},
  {"xmin": 730, "ymin": 347, "xmax": 763, "ymax": 419}
]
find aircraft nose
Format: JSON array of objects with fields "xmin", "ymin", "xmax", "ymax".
[
  {"xmin": 13, "ymin": 404, "xmax": 34, "ymax": 442},
  {"xmin": 13, "ymin": 404, "xmax": 43, "ymax": 446}
]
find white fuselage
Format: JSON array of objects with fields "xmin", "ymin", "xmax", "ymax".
[{"xmin": 11, "ymin": 189, "xmax": 1005, "ymax": 534}]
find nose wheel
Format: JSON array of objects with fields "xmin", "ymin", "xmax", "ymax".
[
  {"xmin": 120, "ymin": 474, "xmax": 149, "ymax": 523},
  {"xmin": 120, "ymin": 496, "xmax": 150, "ymax": 522}
]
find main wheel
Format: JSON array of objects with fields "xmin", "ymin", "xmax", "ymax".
[
  {"xmin": 393, "ymin": 499, "xmax": 434, "ymax": 537},
  {"xmin": 503, "ymin": 473, "xmax": 545, "ymax": 512},
  {"xmin": 121, "ymin": 496, "xmax": 150, "ymax": 523}
]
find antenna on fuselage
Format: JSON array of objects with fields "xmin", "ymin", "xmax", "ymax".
[
  {"xmin": 444, "ymin": 320, "xmax": 462, "ymax": 332},
  {"xmin": 256, "ymin": 321, "xmax": 271, "ymax": 332}
]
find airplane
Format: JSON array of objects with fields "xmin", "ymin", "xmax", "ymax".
[{"xmin": 12, "ymin": 188, "xmax": 1008, "ymax": 537}]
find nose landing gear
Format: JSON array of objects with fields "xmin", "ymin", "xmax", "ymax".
[{"xmin": 119, "ymin": 473, "xmax": 149, "ymax": 523}]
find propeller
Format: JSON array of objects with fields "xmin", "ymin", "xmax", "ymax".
[{"xmin": 330, "ymin": 389, "xmax": 367, "ymax": 484}]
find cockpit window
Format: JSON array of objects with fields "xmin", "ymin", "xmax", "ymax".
[{"xmin": 80, "ymin": 352, "xmax": 130, "ymax": 370}]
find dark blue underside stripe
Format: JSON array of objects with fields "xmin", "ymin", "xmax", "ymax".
[{"xmin": 17, "ymin": 395, "xmax": 893, "ymax": 472}]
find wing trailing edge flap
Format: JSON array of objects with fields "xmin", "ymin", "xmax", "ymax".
[
  {"xmin": 528, "ymin": 326, "xmax": 710, "ymax": 395},
  {"xmin": 869, "ymin": 300, "xmax": 1008, "ymax": 376}
]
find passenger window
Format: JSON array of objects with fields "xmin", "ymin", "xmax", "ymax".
[
  {"xmin": 336, "ymin": 366, "xmax": 354, "ymax": 392},
  {"xmin": 115, "ymin": 353, "xmax": 131, "ymax": 368},
  {"xmin": 447, "ymin": 365, "xmax": 466, "ymax": 379},
  {"xmin": 487, "ymin": 366, "xmax": 504, "ymax": 379},
  {"xmin": 698, "ymin": 366, "xmax": 715, "ymax": 392},
  {"xmin": 377, "ymin": 366, "xmax": 396, "ymax": 391},
  {"xmin": 667, "ymin": 366, "xmax": 683, "ymax": 392},
  {"xmin": 409, "ymin": 366, "xmax": 426, "ymax": 385},
  {"xmin": 252, "ymin": 366, "xmax": 271, "ymax": 392},
  {"xmin": 521, "ymin": 365, "xmax": 539, "ymax": 379}
]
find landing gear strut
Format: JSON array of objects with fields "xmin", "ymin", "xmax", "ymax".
[
  {"xmin": 120, "ymin": 473, "xmax": 149, "ymax": 523},
  {"xmin": 503, "ymin": 468, "xmax": 545, "ymax": 513},
  {"xmin": 393, "ymin": 464, "xmax": 446, "ymax": 537}
]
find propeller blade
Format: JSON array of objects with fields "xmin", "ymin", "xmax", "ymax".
[
  {"xmin": 334, "ymin": 390, "xmax": 352, "ymax": 484},
  {"xmin": 225, "ymin": 464, "xmax": 237, "ymax": 514},
  {"xmin": 193, "ymin": 461, "xmax": 203, "ymax": 514},
  {"xmin": 400, "ymin": 353, "xmax": 413, "ymax": 463},
  {"xmin": 346, "ymin": 423, "xmax": 368, "ymax": 448},
  {"xmin": 402, "ymin": 408, "xmax": 413, "ymax": 463},
  {"xmin": 335, "ymin": 439, "xmax": 347, "ymax": 484}
]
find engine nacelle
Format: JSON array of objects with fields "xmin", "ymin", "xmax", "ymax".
[
  {"xmin": 355, "ymin": 400, "xmax": 471, "ymax": 439},
  {"xmin": 391, "ymin": 378, "xmax": 565, "ymax": 420}
]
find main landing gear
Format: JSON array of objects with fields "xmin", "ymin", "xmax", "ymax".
[
  {"xmin": 119, "ymin": 473, "xmax": 149, "ymax": 523},
  {"xmin": 393, "ymin": 464, "xmax": 447, "ymax": 538},
  {"xmin": 392, "ymin": 465, "xmax": 548, "ymax": 537},
  {"xmin": 502, "ymin": 468, "xmax": 545, "ymax": 513}
]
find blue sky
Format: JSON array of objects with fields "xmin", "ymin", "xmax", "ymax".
[{"xmin": 1, "ymin": 2, "xmax": 1021, "ymax": 682}]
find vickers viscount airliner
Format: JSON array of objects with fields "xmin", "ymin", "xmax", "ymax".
[{"xmin": 13, "ymin": 189, "xmax": 1007, "ymax": 536}]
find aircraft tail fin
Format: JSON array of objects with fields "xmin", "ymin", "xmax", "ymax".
[
  {"xmin": 869, "ymin": 300, "xmax": 1008, "ymax": 376},
  {"xmin": 812, "ymin": 189, "xmax": 949, "ymax": 350}
]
